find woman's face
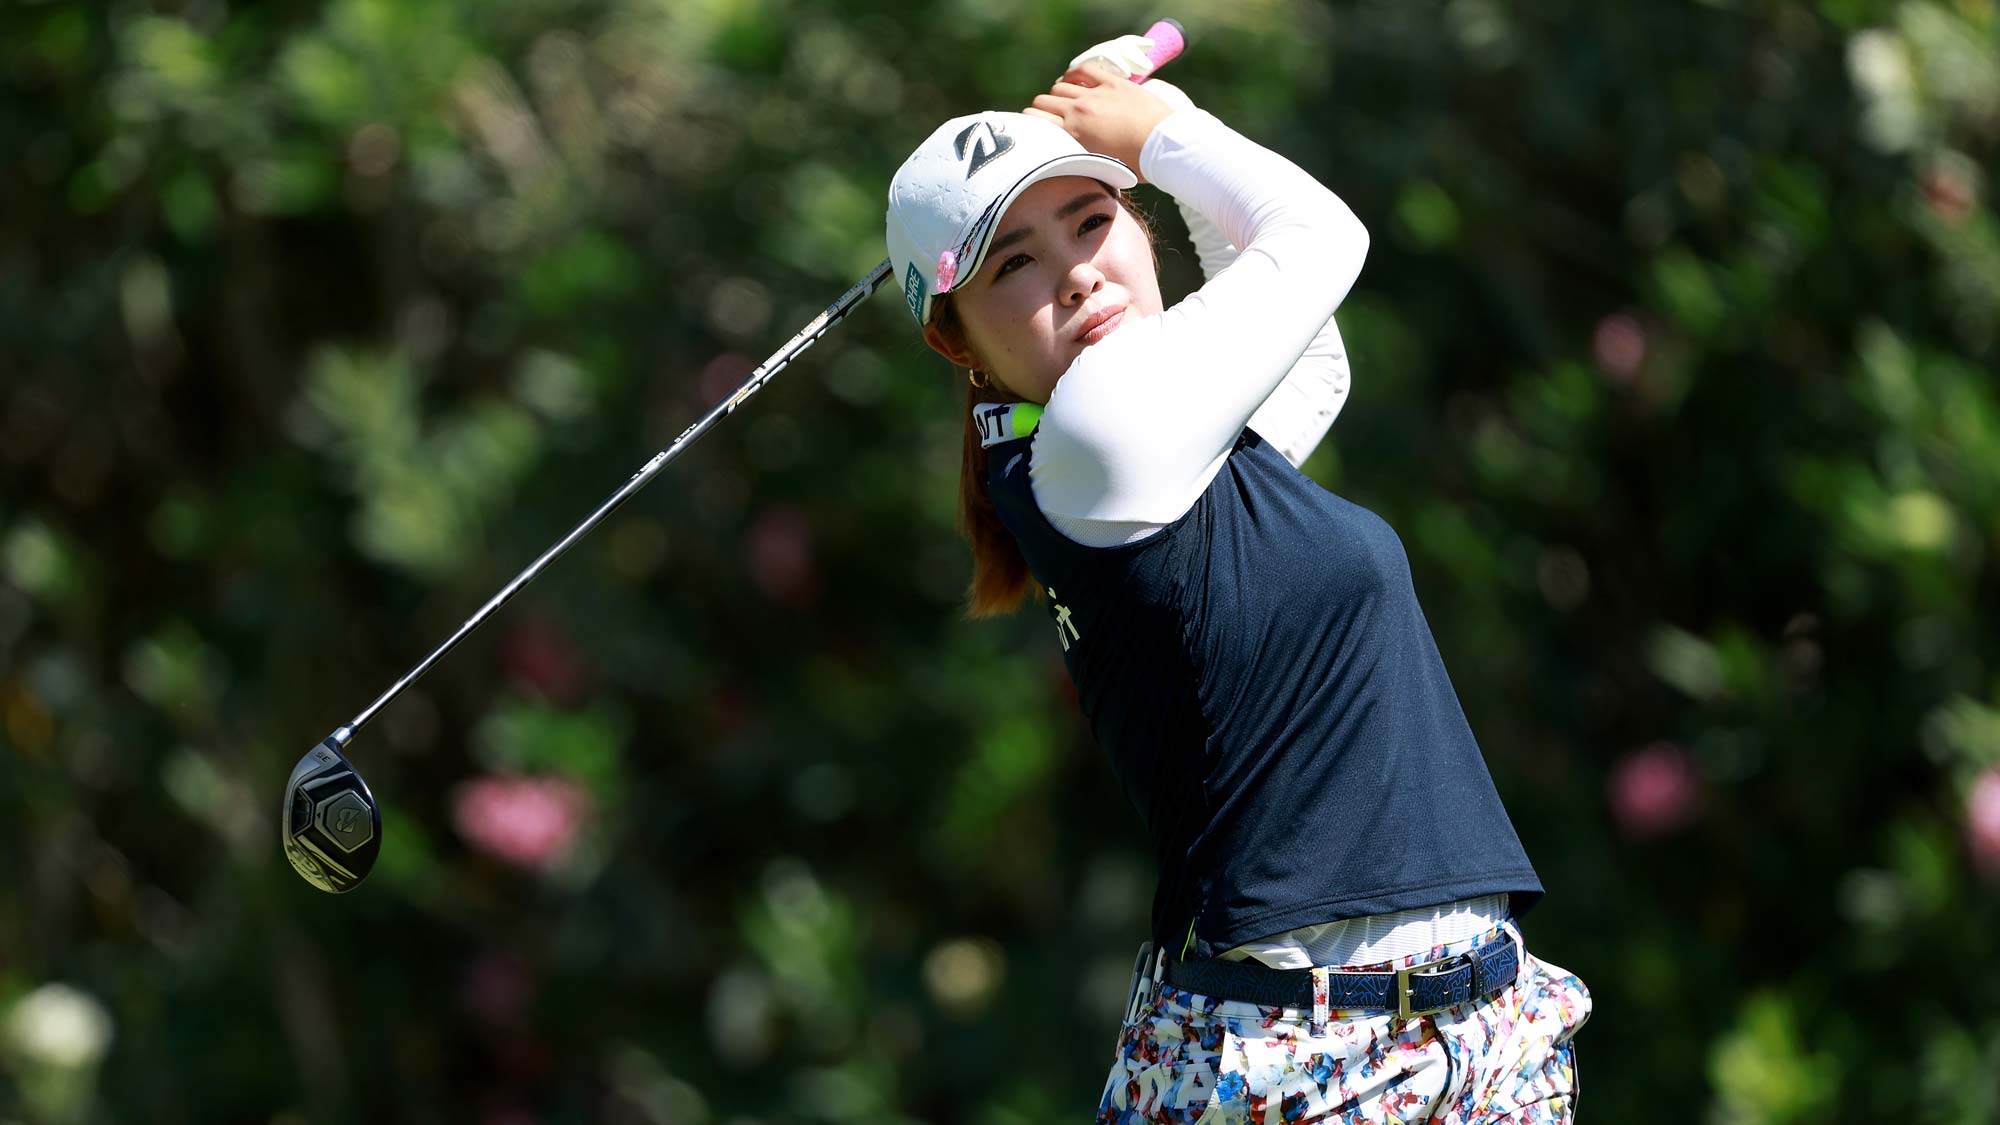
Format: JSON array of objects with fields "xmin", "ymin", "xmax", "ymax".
[{"xmin": 924, "ymin": 176, "xmax": 1162, "ymax": 404}]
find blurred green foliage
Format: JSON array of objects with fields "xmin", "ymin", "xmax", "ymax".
[{"xmin": 3, "ymin": 0, "xmax": 1999, "ymax": 1120}]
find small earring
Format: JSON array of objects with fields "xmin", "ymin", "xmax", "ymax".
[{"xmin": 967, "ymin": 368, "xmax": 991, "ymax": 390}]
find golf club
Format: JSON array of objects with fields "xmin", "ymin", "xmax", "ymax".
[{"xmin": 281, "ymin": 18, "xmax": 1188, "ymax": 892}]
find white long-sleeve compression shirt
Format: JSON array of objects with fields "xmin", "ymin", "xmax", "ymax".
[{"xmin": 1023, "ymin": 96, "xmax": 1364, "ymax": 548}]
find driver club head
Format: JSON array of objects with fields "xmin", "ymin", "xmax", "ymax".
[{"xmin": 282, "ymin": 734, "xmax": 381, "ymax": 893}]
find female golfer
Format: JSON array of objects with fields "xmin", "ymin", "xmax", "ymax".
[{"xmin": 885, "ymin": 42, "xmax": 1590, "ymax": 1123}]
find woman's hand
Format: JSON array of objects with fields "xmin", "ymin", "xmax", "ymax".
[{"xmin": 1024, "ymin": 61, "xmax": 1174, "ymax": 178}]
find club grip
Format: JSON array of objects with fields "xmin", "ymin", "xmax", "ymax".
[{"xmin": 1137, "ymin": 19, "xmax": 1187, "ymax": 79}]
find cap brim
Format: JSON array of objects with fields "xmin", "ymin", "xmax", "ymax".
[{"xmin": 944, "ymin": 153, "xmax": 1139, "ymax": 294}]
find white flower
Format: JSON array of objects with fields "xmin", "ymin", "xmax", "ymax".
[
  {"xmin": 6, "ymin": 983, "xmax": 113, "ymax": 1069},
  {"xmin": 1847, "ymin": 30, "xmax": 1912, "ymax": 96}
]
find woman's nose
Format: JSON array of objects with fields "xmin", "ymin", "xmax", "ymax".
[{"xmin": 1061, "ymin": 259, "xmax": 1104, "ymax": 306}]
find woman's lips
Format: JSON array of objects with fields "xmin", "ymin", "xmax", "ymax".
[{"xmin": 1075, "ymin": 306, "xmax": 1126, "ymax": 346}]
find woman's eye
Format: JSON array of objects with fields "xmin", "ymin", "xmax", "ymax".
[
  {"xmin": 994, "ymin": 253, "xmax": 1030, "ymax": 279},
  {"xmin": 1080, "ymin": 213, "xmax": 1111, "ymax": 234}
]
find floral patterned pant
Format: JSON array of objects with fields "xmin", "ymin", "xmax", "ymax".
[{"xmin": 1096, "ymin": 923, "xmax": 1591, "ymax": 1124}]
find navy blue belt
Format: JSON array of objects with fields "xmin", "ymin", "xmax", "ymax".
[{"xmin": 1161, "ymin": 931, "xmax": 1521, "ymax": 1019}]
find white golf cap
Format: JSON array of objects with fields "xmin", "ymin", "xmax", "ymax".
[{"xmin": 886, "ymin": 111, "xmax": 1137, "ymax": 326}]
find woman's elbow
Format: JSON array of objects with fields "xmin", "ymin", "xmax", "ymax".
[
  {"xmin": 1330, "ymin": 203, "xmax": 1369, "ymax": 273},
  {"xmin": 1307, "ymin": 206, "xmax": 1368, "ymax": 308}
]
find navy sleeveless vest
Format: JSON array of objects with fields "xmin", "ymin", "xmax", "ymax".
[{"xmin": 987, "ymin": 422, "xmax": 1543, "ymax": 957}]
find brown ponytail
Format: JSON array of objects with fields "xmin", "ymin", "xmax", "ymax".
[{"xmin": 938, "ymin": 295, "xmax": 1038, "ymax": 618}]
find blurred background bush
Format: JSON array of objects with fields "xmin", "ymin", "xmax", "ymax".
[{"xmin": 3, "ymin": 0, "xmax": 1998, "ymax": 1120}]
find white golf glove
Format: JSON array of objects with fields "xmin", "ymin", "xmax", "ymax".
[
  {"xmin": 1069, "ymin": 33, "xmax": 1160, "ymax": 79},
  {"xmin": 1068, "ymin": 35, "xmax": 1197, "ymax": 115}
]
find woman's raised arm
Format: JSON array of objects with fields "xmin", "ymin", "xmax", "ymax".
[{"xmin": 1028, "ymin": 71, "xmax": 1368, "ymax": 534}]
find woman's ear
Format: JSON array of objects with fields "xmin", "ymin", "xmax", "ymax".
[{"xmin": 923, "ymin": 321, "xmax": 980, "ymax": 369}]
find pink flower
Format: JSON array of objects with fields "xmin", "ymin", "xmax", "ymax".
[
  {"xmin": 1608, "ymin": 741, "xmax": 1701, "ymax": 839},
  {"xmin": 1592, "ymin": 314, "xmax": 1646, "ymax": 383},
  {"xmin": 453, "ymin": 774, "xmax": 589, "ymax": 869},
  {"xmin": 1920, "ymin": 163, "xmax": 1975, "ymax": 225},
  {"xmin": 1968, "ymin": 768, "xmax": 2000, "ymax": 876},
  {"xmin": 501, "ymin": 616, "xmax": 589, "ymax": 704},
  {"xmin": 744, "ymin": 507, "xmax": 819, "ymax": 606},
  {"xmin": 459, "ymin": 951, "xmax": 534, "ymax": 1029}
]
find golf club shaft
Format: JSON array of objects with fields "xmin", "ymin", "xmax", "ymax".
[
  {"xmin": 330, "ymin": 17, "xmax": 1187, "ymax": 749},
  {"xmin": 333, "ymin": 259, "xmax": 896, "ymax": 746}
]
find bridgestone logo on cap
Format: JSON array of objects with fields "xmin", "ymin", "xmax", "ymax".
[
  {"xmin": 903, "ymin": 263, "xmax": 926, "ymax": 323},
  {"xmin": 955, "ymin": 121, "xmax": 1014, "ymax": 179}
]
